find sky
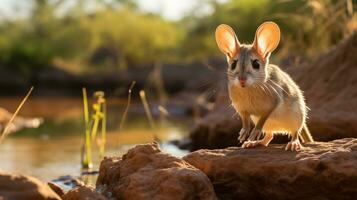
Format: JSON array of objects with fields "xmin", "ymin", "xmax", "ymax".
[
  {"xmin": 137, "ymin": 0, "xmax": 203, "ymax": 20},
  {"xmin": 0, "ymin": 0, "xmax": 219, "ymax": 21}
]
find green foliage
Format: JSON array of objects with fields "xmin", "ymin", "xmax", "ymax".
[
  {"xmin": 0, "ymin": 0, "xmax": 182, "ymax": 72},
  {"xmin": 181, "ymin": 0, "xmax": 356, "ymax": 60},
  {"xmin": 0, "ymin": 0, "xmax": 355, "ymax": 72},
  {"xmin": 275, "ymin": 0, "xmax": 357, "ymax": 56},
  {"xmin": 82, "ymin": 9, "xmax": 183, "ymax": 68},
  {"xmin": 0, "ymin": 1, "xmax": 90, "ymax": 73}
]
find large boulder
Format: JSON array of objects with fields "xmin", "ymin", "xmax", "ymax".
[
  {"xmin": 96, "ymin": 142, "xmax": 217, "ymax": 200},
  {"xmin": 183, "ymin": 138, "xmax": 357, "ymax": 200},
  {"xmin": 0, "ymin": 171, "xmax": 61, "ymax": 200},
  {"xmin": 187, "ymin": 31, "xmax": 357, "ymax": 150}
]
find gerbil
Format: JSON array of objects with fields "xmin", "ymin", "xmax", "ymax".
[{"xmin": 215, "ymin": 21, "xmax": 314, "ymax": 151}]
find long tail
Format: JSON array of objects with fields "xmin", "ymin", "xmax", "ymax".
[{"xmin": 299, "ymin": 124, "xmax": 314, "ymax": 143}]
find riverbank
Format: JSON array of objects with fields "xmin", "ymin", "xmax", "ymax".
[{"xmin": 0, "ymin": 59, "xmax": 223, "ymax": 97}]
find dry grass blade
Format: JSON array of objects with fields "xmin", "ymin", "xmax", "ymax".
[
  {"xmin": 119, "ymin": 81, "xmax": 136, "ymax": 131},
  {"xmin": 158, "ymin": 105, "xmax": 170, "ymax": 117},
  {"xmin": 139, "ymin": 90, "xmax": 156, "ymax": 129},
  {"xmin": 0, "ymin": 86, "xmax": 34, "ymax": 143}
]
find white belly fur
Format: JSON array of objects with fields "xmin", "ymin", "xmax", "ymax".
[{"xmin": 251, "ymin": 101, "xmax": 303, "ymax": 134}]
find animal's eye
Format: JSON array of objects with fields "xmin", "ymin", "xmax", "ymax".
[
  {"xmin": 231, "ymin": 59, "xmax": 238, "ymax": 70},
  {"xmin": 251, "ymin": 59, "xmax": 260, "ymax": 70}
]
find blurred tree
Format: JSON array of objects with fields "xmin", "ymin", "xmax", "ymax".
[
  {"xmin": 0, "ymin": 0, "xmax": 181, "ymax": 72},
  {"xmin": 180, "ymin": 0, "xmax": 357, "ymax": 61},
  {"xmin": 0, "ymin": 0, "xmax": 90, "ymax": 73},
  {"xmin": 0, "ymin": 0, "xmax": 355, "ymax": 73},
  {"xmin": 275, "ymin": 0, "xmax": 357, "ymax": 57},
  {"xmin": 83, "ymin": 8, "xmax": 182, "ymax": 69}
]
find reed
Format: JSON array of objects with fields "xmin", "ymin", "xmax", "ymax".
[
  {"xmin": 82, "ymin": 87, "xmax": 93, "ymax": 169},
  {"xmin": 91, "ymin": 91, "xmax": 105, "ymax": 140},
  {"xmin": 92, "ymin": 91, "xmax": 106, "ymax": 158},
  {"xmin": 100, "ymin": 101, "xmax": 106, "ymax": 158},
  {"xmin": 81, "ymin": 89, "xmax": 107, "ymax": 168}
]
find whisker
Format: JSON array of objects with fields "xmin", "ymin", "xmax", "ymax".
[
  {"xmin": 268, "ymin": 80, "xmax": 291, "ymax": 96},
  {"xmin": 251, "ymin": 80, "xmax": 270, "ymax": 96},
  {"xmin": 226, "ymin": 73, "xmax": 236, "ymax": 77},
  {"xmin": 259, "ymin": 83, "xmax": 273, "ymax": 97},
  {"xmin": 197, "ymin": 80, "xmax": 217, "ymax": 91},
  {"xmin": 256, "ymin": 82, "xmax": 277, "ymax": 98},
  {"xmin": 265, "ymin": 83, "xmax": 281, "ymax": 98}
]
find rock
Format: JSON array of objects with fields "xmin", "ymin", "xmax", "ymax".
[
  {"xmin": 51, "ymin": 175, "xmax": 85, "ymax": 190},
  {"xmin": 96, "ymin": 142, "xmax": 217, "ymax": 200},
  {"xmin": 187, "ymin": 31, "xmax": 357, "ymax": 149},
  {"xmin": 183, "ymin": 138, "xmax": 357, "ymax": 200},
  {"xmin": 0, "ymin": 107, "xmax": 43, "ymax": 135},
  {"xmin": 47, "ymin": 182, "xmax": 64, "ymax": 197},
  {"xmin": 290, "ymin": 31, "xmax": 357, "ymax": 141},
  {"xmin": 62, "ymin": 185, "xmax": 107, "ymax": 200},
  {"xmin": 189, "ymin": 105, "xmax": 241, "ymax": 150},
  {"xmin": 0, "ymin": 171, "xmax": 61, "ymax": 200}
]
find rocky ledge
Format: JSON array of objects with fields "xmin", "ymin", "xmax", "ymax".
[
  {"xmin": 1, "ymin": 139, "xmax": 356, "ymax": 200},
  {"xmin": 183, "ymin": 138, "xmax": 357, "ymax": 200}
]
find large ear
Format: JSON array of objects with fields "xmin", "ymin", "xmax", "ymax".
[
  {"xmin": 253, "ymin": 21, "xmax": 280, "ymax": 58},
  {"xmin": 215, "ymin": 24, "xmax": 240, "ymax": 58}
]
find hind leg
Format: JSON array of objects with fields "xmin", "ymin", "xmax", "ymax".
[
  {"xmin": 285, "ymin": 132, "xmax": 302, "ymax": 151},
  {"xmin": 242, "ymin": 132, "xmax": 273, "ymax": 148}
]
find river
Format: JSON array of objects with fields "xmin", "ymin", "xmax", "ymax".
[{"xmin": 0, "ymin": 96, "xmax": 191, "ymax": 183}]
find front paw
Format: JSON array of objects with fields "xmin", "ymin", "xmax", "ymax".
[
  {"xmin": 248, "ymin": 129, "xmax": 263, "ymax": 141},
  {"xmin": 242, "ymin": 140, "xmax": 259, "ymax": 148},
  {"xmin": 238, "ymin": 128, "xmax": 250, "ymax": 143},
  {"xmin": 285, "ymin": 140, "xmax": 302, "ymax": 151}
]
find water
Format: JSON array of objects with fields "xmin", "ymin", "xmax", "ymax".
[{"xmin": 0, "ymin": 97, "xmax": 190, "ymax": 182}]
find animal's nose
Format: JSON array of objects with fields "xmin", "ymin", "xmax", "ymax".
[{"xmin": 239, "ymin": 78, "xmax": 246, "ymax": 86}]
